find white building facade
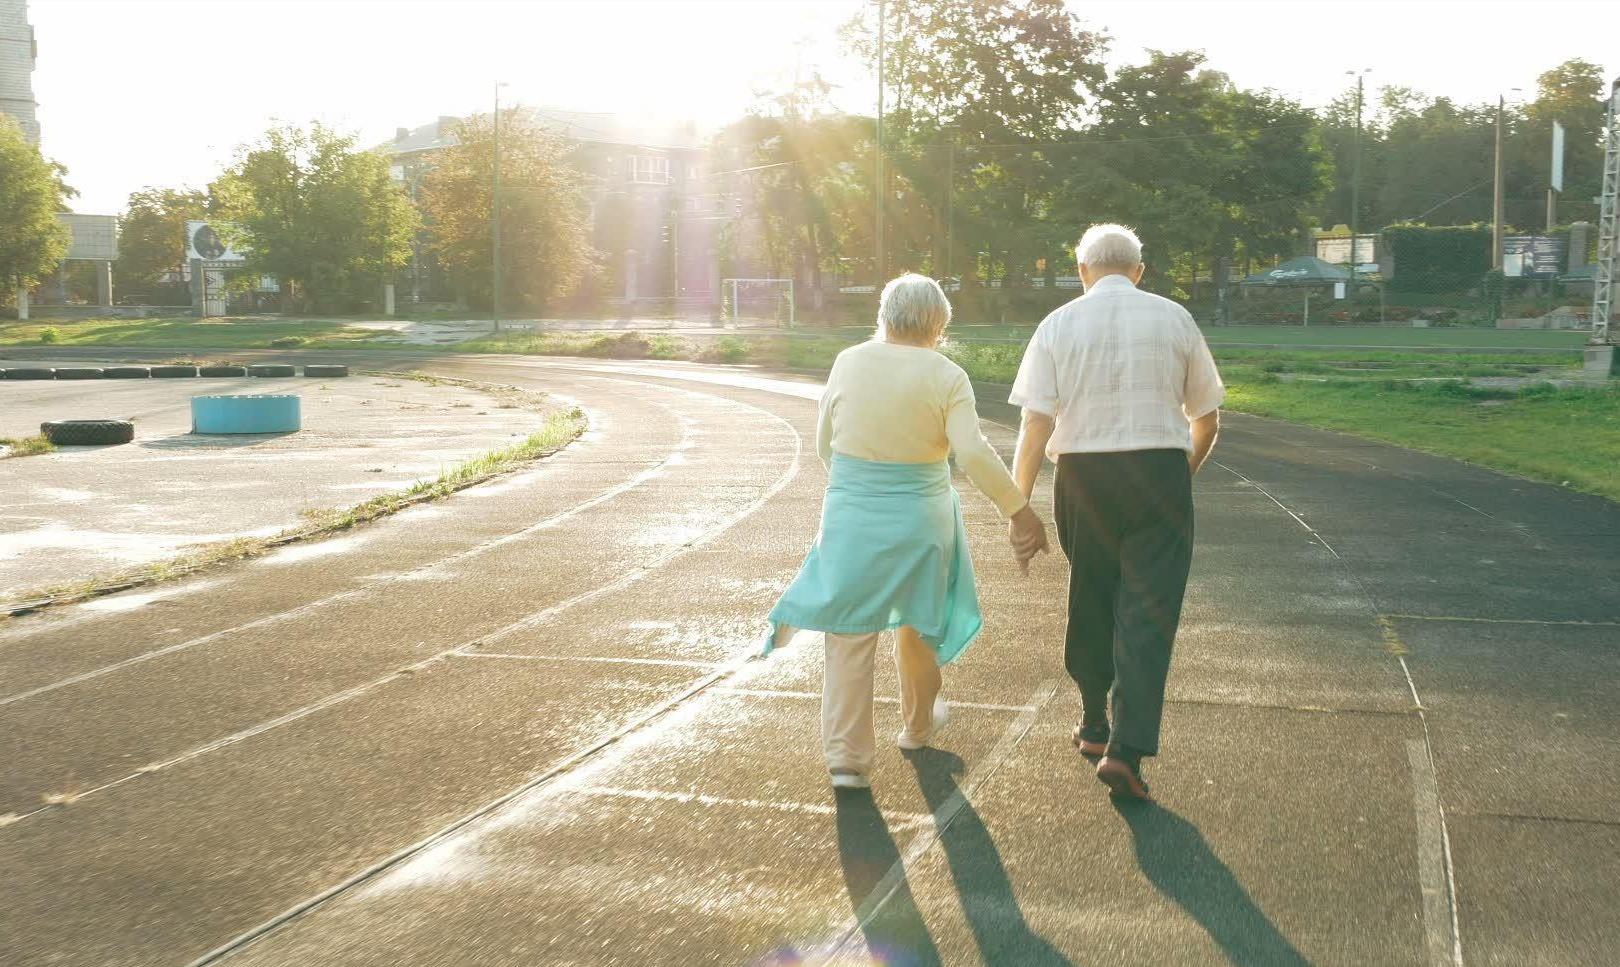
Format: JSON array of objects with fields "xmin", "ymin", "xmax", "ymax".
[{"xmin": 0, "ymin": 0, "xmax": 38, "ymax": 144}]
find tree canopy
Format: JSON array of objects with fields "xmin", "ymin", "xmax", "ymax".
[
  {"xmin": 0, "ymin": 117, "xmax": 72, "ymax": 295},
  {"xmin": 212, "ymin": 123, "xmax": 418, "ymax": 312},
  {"xmin": 116, "ymin": 187, "xmax": 208, "ymax": 293},
  {"xmin": 417, "ymin": 108, "xmax": 594, "ymax": 313}
]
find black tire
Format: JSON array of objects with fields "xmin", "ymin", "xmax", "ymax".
[
  {"xmin": 198, "ymin": 365, "xmax": 248, "ymax": 377},
  {"xmin": 40, "ymin": 419, "xmax": 135, "ymax": 446},
  {"xmin": 248, "ymin": 364, "xmax": 297, "ymax": 377},
  {"xmin": 53, "ymin": 367, "xmax": 105, "ymax": 380},
  {"xmin": 151, "ymin": 365, "xmax": 199, "ymax": 378},
  {"xmin": 302, "ymin": 364, "xmax": 349, "ymax": 377},
  {"xmin": 3, "ymin": 368, "xmax": 55, "ymax": 380},
  {"xmin": 104, "ymin": 367, "xmax": 151, "ymax": 379}
]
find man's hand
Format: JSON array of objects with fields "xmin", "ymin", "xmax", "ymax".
[{"xmin": 1007, "ymin": 505, "xmax": 1049, "ymax": 575}]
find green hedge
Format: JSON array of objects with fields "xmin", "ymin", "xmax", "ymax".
[{"xmin": 1382, "ymin": 223, "xmax": 1492, "ymax": 294}]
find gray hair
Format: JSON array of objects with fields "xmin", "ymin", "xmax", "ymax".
[
  {"xmin": 1076, "ymin": 223, "xmax": 1143, "ymax": 269},
  {"xmin": 877, "ymin": 273, "xmax": 952, "ymax": 342}
]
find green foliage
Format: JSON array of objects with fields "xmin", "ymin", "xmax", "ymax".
[
  {"xmin": 38, "ymin": 326, "xmax": 60, "ymax": 344},
  {"xmin": 1380, "ymin": 224, "xmax": 1492, "ymax": 293},
  {"xmin": 0, "ymin": 117, "xmax": 72, "ymax": 294},
  {"xmin": 418, "ymin": 109, "xmax": 594, "ymax": 313},
  {"xmin": 704, "ymin": 336, "xmax": 751, "ymax": 364},
  {"xmin": 116, "ymin": 187, "xmax": 208, "ymax": 292},
  {"xmin": 211, "ymin": 123, "xmax": 419, "ymax": 313}
]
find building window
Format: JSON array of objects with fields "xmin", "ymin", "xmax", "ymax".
[{"xmin": 628, "ymin": 155, "xmax": 671, "ymax": 185}]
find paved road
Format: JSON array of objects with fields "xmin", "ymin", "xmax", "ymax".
[{"xmin": 1, "ymin": 353, "xmax": 1616, "ymax": 966}]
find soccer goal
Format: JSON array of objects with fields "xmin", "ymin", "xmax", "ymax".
[{"xmin": 721, "ymin": 278, "xmax": 795, "ymax": 328}]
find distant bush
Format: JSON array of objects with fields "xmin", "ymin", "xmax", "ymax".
[
  {"xmin": 38, "ymin": 327, "xmax": 61, "ymax": 344},
  {"xmin": 700, "ymin": 336, "xmax": 751, "ymax": 364},
  {"xmin": 582, "ymin": 332, "xmax": 651, "ymax": 359},
  {"xmin": 269, "ymin": 336, "xmax": 306, "ymax": 348}
]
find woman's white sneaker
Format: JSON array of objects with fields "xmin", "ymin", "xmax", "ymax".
[
  {"xmin": 897, "ymin": 695, "xmax": 951, "ymax": 750},
  {"xmin": 829, "ymin": 768, "xmax": 871, "ymax": 789}
]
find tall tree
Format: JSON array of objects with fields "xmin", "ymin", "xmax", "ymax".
[
  {"xmin": 842, "ymin": 0, "xmax": 1109, "ymax": 283},
  {"xmin": 116, "ymin": 187, "xmax": 208, "ymax": 292},
  {"xmin": 212, "ymin": 123, "xmax": 418, "ymax": 312},
  {"xmin": 1526, "ymin": 58, "xmax": 1607, "ymax": 224},
  {"xmin": 417, "ymin": 109, "xmax": 594, "ymax": 312},
  {"xmin": 0, "ymin": 117, "xmax": 72, "ymax": 302}
]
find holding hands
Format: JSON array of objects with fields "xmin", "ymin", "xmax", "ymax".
[{"xmin": 1008, "ymin": 505, "xmax": 1050, "ymax": 575}]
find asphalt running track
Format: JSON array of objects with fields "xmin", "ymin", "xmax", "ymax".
[{"xmin": 1, "ymin": 353, "xmax": 1617, "ymax": 966}]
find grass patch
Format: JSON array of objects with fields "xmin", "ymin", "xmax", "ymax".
[
  {"xmin": 1224, "ymin": 378, "xmax": 1620, "ymax": 501},
  {"xmin": 1, "ymin": 407, "xmax": 587, "ymax": 612},
  {"xmin": 0, "ymin": 435, "xmax": 55, "ymax": 458},
  {"xmin": 0, "ymin": 316, "xmax": 394, "ymax": 350}
]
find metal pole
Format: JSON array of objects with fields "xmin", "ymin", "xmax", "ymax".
[
  {"xmin": 492, "ymin": 83, "xmax": 504, "ymax": 331},
  {"xmin": 1492, "ymin": 94, "xmax": 1504, "ymax": 271},
  {"xmin": 945, "ymin": 140, "xmax": 955, "ymax": 281},
  {"xmin": 875, "ymin": 0, "xmax": 885, "ymax": 283},
  {"xmin": 1349, "ymin": 73, "xmax": 1363, "ymax": 302}
]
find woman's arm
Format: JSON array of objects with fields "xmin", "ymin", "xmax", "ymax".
[{"xmin": 944, "ymin": 371, "xmax": 1027, "ymax": 517}]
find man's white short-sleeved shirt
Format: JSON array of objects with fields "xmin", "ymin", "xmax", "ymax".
[{"xmin": 1007, "ymin": 274, "xmax": 1224, "ymax": 460}]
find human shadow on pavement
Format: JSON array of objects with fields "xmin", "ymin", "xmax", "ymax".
[
  {"xmin": 908, "ymin": 748, "xmax": 1074, "ymax": 966},
  {"xmin": 834, "ymin": 787, "xmax": 943, "ymax": 967},
  {"xmin": 1115, "ymin": 800, "xmax": 1310, "ymax": 967}
]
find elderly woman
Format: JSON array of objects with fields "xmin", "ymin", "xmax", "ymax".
[{"xmin": 768, "ymin": 274, "xmax": 1048, "ymax": 789}]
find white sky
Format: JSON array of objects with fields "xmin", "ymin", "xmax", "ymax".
[{"xmin": 27, "ymin": 0, "xmax": 1618, "ymax": 214}]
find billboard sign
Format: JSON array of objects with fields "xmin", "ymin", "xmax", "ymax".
[
  {"xmin": 59, "ymin": 214, "xmax": 119, "ymax": 260},
  {"xmin": 1315, "ymin": 233, "xmax": 1377, "ymax": 266},
  {"xmin": 1502, "ymin": 235, "xmax": 1565, "ymax": 278},
  {"xmin": 186, "ymin": 220, "xmax": 247, "ymax": 262}
]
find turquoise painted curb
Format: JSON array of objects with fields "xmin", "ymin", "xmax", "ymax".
[{"xmin": 191, "ymin": 394, "xmax": 302, "ymax": 434}]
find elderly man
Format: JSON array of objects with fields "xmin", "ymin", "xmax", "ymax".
[{"xmin": 1007, "ymin": 224, "xmax": 1223, "ymax": 800}]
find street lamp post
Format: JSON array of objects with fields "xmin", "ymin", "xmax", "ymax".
[
  {"xmin": 493, "ymin": 81, "xmax": 508, "ymax": 331},
  {"xmin": 875, "ymin": 0, "xmax": 886, "ymax": 284}
]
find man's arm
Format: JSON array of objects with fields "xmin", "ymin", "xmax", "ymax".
[
  {"xmin": 1189, "ymin": 409, "xmax": 1220, "ymax": 474},
  {"xmin": 1012, "ymin": 408, "xmax": 1055, "ymax": 501}
]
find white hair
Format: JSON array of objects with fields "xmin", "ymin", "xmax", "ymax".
[
  {"xmin": 877, "ymin": 273, "xmax": 952, "ymax": 343},
  {"xmin": 1076, "ymin": 223, "xmax": 1143, "ymax": 269}
]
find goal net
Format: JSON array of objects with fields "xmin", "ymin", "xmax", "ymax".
[{"xmin": 721, "ymin": 278, "xmax": 795, "ymax": 328}]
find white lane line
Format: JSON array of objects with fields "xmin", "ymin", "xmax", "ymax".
[
  {"xmin": 182, "ymin": 649, "xmax": 762, "ymax": 967},
  {"xmin": 714, "ymin": 686, "xmax": 1035, "ymax": 714},
  {"xmin": 1409, "ymin": 739, "xmax": 1463, "ymax": 967},
  {"xmin": 6, "ymin": 382, "xmax": 805, "ymax": 829},
  {"xmin": 818, "ymin": 679, "xmax": 1060, "ymax": 965},
  {"xmin": 1386, "ymin": 614, "xmax": 1619, "ymax": 628},
  {"xmin": 454, "ymin": 653, "xmax": 722, "ymax": 669},
  {"xmin": 0, "ymin": 386, "xmax": 695, "ymax": 708},
  {"xmin": 566, "ymin": 785, "xmax": 934, "ymax": 826}
]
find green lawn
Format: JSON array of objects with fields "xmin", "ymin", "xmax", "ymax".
[
  {"xmin": 3, "ymin": 315, "xmax": 1612, "ymax": 501},
  {"xmin": 1224, "ymin": 378, "xmax": 1620, "ymax": 501}
]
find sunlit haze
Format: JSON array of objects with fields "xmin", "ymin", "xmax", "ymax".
[{"xmin": 28, "ymin": 0, "xmax": 1618, "ymax": 215}]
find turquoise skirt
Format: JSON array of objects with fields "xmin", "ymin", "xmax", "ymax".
[{"xmin": 767, "ymin": 454, "xmax": 982, "ymax": 665}]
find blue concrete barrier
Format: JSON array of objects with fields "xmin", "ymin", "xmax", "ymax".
[{"xmin": 191, "ymin": 394, "xmax": 302, "ymax": 434}]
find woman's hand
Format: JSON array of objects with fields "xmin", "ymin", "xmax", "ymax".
[{"xmin": 1007, "ymin": 505, "xmax": 1050, "ymax": 575}]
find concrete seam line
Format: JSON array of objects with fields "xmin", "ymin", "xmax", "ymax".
[
  {"xmin": 1409, "ymin": 739, "xmax": 1461, "ymax": 967},
  {"xmin": 1, "ymin": 381, "xmax": 587, "ymax": 619},
  {"xmin": 818, "ymin": 679, "xmax": 1061, "ymax": 965},
  {"xmin": 453, "ymin": 653, "xmax": 723, "ymax": 669},
  {"xmin": 0, "ymin": 385, "xmax": 697, "ymax": 705},
  {"xmin": 566, "ymin": 785, "xmax": 935, "ymax": 825},
  {"xmin": 2, "ymin": 379, "xmax": 802, "ymax": 827},
  {"xmin": 1214, "ymin": 458, "xmax": 1465, "ymax": 967},
  {"xmin": 180, "ymin": 652, "xmax": 759, "ymax": 967},
  {"xmin": 1385, "ymin": 613, "xmax": 1620, "ymax": 627},
  {"xmin": 713, "ymin": 686, "xmax": 1036, "ymax": 714}
]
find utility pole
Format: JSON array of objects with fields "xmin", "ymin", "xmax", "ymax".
[
  {"xmin": 1491, "ymin": 92, "xmax": 1510, "ymax": 271},
  {"xmin": 875, "ymin": 0, "xmax": 886, "ymax": 284},
  {"xmin": 1590, "ymin": 77, "xmax": 1618, "ymax": 358},
  {"xmin": 492, "ymin": 81, "xmax": 507, "ymax": 331},
  {"xmin": 944, "ymin": 140, "xmax": 955, "ymax": 282},
  {"xmin": 1347, "ymin": 69, "xmax": 1368, "ymax": 301}
]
